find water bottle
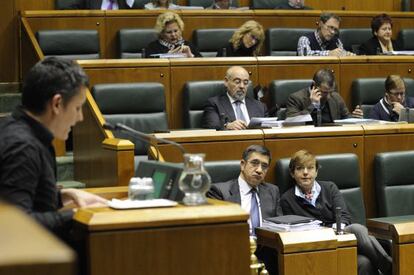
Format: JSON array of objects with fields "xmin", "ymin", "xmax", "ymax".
[{"xmin": 128, "ymin": 177, "xmax": 154, "ymax": 200}]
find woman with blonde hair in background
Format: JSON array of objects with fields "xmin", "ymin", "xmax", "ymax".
[
  {"xmin": 144, "ymin": 12, "xmax": 202, "ymax": 58},
  {"xmin": 217, "ymin": 20, "xmax": 264, "ymax": 57}
]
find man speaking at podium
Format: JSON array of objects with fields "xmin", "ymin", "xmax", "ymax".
[
  {"xmin": 0, "ymin": 57, "xmax": 106, "ymax": 241},
  {"xmin": 202, "ymin": 66, "xmax": 268, "ymax": 130},
  {"xmin": 207, "ymin": 145, "xmax": 281, "ymax": 274}
]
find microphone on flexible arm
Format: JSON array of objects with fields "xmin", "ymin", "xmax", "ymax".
[
  {"xmin": 103, "ymin": 122, "xmax": 186, "ymax": 161},
  {"xmin": 219, "ymin": 113, "xmax": 229, "ymax": 130},
  {"xmin": 335, "ymin": 206, "xmax": 344, "ymax": 235}
]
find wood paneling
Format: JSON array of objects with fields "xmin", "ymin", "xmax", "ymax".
[{"xmin": 74, "ymin": 199, "xmax": 250, "ymax": 275}]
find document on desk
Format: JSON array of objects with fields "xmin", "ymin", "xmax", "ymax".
[
  {"xmin": 248, "ymin": 117, "xmax": 283, "ymax": 128},
  {"xmin": 334, "ymin": 118, "xmax": 383, "ymax": 124},
  {"xmin": 261, "ymin": 218, "xmax": 322, "ymax": 232},
  {"xmin": 108, "ymin": 198, "xmax": 178, "ymax": 209}
]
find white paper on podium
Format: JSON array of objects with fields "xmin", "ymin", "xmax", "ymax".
[{"xmin": 108, "ymin": 198, "xmax": 178, "ymax": 209}]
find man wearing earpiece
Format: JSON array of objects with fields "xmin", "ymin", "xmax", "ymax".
[
  {"xmin": 370, "ymin": 75, "xmax": 414, "ymax": 121},
  {"xmin": 286, "ymin": 68, "xmax": 363, "ymax": 124}
]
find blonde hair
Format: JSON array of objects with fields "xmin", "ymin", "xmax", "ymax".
[
  {"xmin": 230, "ymin": 20, "xmax": 264, "ymax": 56},
  {"xmin": 154, "ymin": 12, "xmax": 185, "ymax": 38}
]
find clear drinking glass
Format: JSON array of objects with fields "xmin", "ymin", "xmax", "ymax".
[
  {"xmin": 128, "ymin": 177, "xmax": 154, "ymax": 200},
  {"xmin": 178, "ymin": 154, "xmax": 211, "ymax": 206}
]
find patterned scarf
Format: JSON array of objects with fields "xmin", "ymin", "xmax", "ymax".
[{"xmin": 158, "ymin": 38, "xmax": 185, "ymax": 50}]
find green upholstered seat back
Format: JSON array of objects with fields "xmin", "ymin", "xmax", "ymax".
[
  {"xmin": 375, "ymin": 151, "xmax": 414, "ymax": 217},
  {"xmin": 36, "ymin": 30, "xmax": 100, "ymax": 60},
  {"xmin": 92, "ymin": 82, "xmax": 168, "ymax": 155},
  {"xmin": 265, "ymin": 28, "xmax": 313, "ymax": 56},
  {"xmin": 118, "ymin": 29, "xmax": 157, "ymax": 58},
  {"xmin": 205, "ymin": 160, "xmax": 241, "ymax": 183},
  {"xmin": 339, "ymin": 28, "xmax": 372, "ymax": 54},
  {"xmin": 268, "ymin": 79, "xmax": 312, "ymax": 120},
  {"xmin": 192, "ymin": 29, "xmax": 236, "ymax": 57}
]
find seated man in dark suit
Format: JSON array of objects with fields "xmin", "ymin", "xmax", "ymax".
[
  {"xmin": 202, "ymin": 66, "xmax": 268, "ymax": 130},
  {"xmin": 370, "ymin": 75, "xmax": 414, "ymax": 121},
  {"xmin": 281, "ymin": 150, "xmax": 392, "ymax": 275},
  {"xmin": 65, "ymin": 0, "xmax": 133, "ymax": 9},
  {"xmin": 286, "ymin": 68, "xmax": 363, "ymax": 124},
  {"xmin": 207, "ymin": 144, "xmax": 281, "ymax": 275}
]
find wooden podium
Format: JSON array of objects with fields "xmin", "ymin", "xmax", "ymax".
[
  {"xmin": 0, "ymin": 203, "xmax": 75, "ymax": 275},
  {"xmin": 368, "ymin": 215, "xmax": 414, "ymax": 275},
  {"xmin": 256, "ymin": 227, "xmax": 357, "ymax": 275},
  {"xmin": 73, "ymin": 199, "xmax": 251, "ymax": 275}
]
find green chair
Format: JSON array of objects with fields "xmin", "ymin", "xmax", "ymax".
[
  {"xmin": 265, "ymin": 28, "xmax": 313, "ymax": 56},
  {"xmin": 92, "ymin": 83, "xmax": 168, "ymax": 170},
  {"xmin": 205, "ymin": 160, "xmax": 241, "ymax": 183},
  {"xmin": 36, "ymin": 30, "xmax": 100, "ymax": 60},
  {"xmin": 374, "ymin": 150, "xmax": 414, "ymax": 217},
  {"xmin": 192, "ymin": 28, "xmax": 236, "ymax": 57},
  {"xmin": 339, "ymin": 28, "xmax": 371, "ymax": 54},
  {"xmin": 118, "ymin": 29, "xmax": 157, "ymax": 58},
  {"xmin": 397, "ymin": 29, "xmax": 414, "ymax": 50}
]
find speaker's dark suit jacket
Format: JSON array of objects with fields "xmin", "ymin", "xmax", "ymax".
[
  {"xmin": 202, "ymin": 94, "xmax": 268, "ymax": 129},
  {"xmin": 207, "ymin": 178, "xmax": 281, "ymax": 275},
  {"xmin": 68, "ymin": 0, "xmax": 131, "ymax": 9},
  {"xmin": 207, "ymin": 179, "xmax": 282, "ymax": 218}
]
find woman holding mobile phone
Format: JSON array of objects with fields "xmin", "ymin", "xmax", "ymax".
[{"xmin": 144, "ymin": 12, "xmax": 202, "ymax": 58}]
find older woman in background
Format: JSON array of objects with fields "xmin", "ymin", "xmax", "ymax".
[
  {"xmin": 217, "ymin": 20, "xmax": 264, "ymax": 57},
  {"xmin": 359, "ymin": 14, "xmax": 400, "ymax": 55},
  {"xmin": 144, "ymin": 0, "xmax": 179, "ymax": 9},
  {"xmin": 144, "ymin": 12, "xmax": 202, "ymax": 58}
]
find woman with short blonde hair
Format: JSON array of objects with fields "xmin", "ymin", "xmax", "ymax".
[
  {"xmin": 144, "ymin": 0, "xmax": 179, "ymax": 9},
  {"xmin": 144, "ymin": 12, "xmax": 202, "ymax": 58},
  {"xmin": 217, "ymin": 20, "xmax": 264, "ymax": 57}
]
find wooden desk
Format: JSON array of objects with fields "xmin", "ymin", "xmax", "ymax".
[
  {"xmin": 0, "ymin": 203, "xmax": 75, "ymax": 275},
  {"xmin": 74, "ymin": 198, "xmax": 251, "ymax": 275},
  {"xmin": 367, "ymin": 215, "xmax": 414, "ymax": 275},
  {"xmin": 256, "ymin": 227, "xmax": 357, "ymax": 275}
]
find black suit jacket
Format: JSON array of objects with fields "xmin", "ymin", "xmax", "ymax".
[
  {"xmin": 358, "ymin": 36, "xmax": 400, "ymax": 55},
  {"xmin": 207, "ymin": 179, "xmax": 283, "ymax": 219},
  {"xmin": 70, "ymin": 0, "xmax": 131, "ymax": 9},
  {"xmin": 202, "ymin": 94, "xmax": 268, "ymax": 129}
]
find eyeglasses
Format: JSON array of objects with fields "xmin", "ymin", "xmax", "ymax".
[
  {"xmin": 248, "ymin": 159, "xmax": 269, "ymax": 170},
  {"xmin": 318, "ymin": 87, "xmax": 335, "ymax": 94},
  {"xmin": 323, "ymin": 24, "xmax": 339, "ymax": 33},
  {"xmin": 388, "ymin": 90, "xmax": 405, "ymax": 97},
  {"xmin": 249, "ymin": 33, "xmax": 260, "ymax": 43}
]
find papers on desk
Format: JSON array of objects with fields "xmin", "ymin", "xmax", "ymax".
[
  {"xmin": 108, "ymin": 198, "xmax": 178, "ymax": 209},
  {"xmin": 261, "ymin": 215, "xmax": 322, "ymax": 232},
  {"xmin": 384, "ymin": 51, "xmax": 414, "ymax": 56},
  {"xmin": 334, "ymin": 118, "xmax": 382, "ymax": 124},
  {"xmin": 248, "ymin": 117, "xmax": 283, "ymax": 128},
  {"xmin": 248, "ymin": 114, "xmax": 313, "ymax": 128},
  {"xmin": 149, "ymin": 53, "xmax": 187, "ymax": 59}
]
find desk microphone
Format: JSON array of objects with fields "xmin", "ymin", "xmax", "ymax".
[
  {"xmin": 335, "ymin": 206, "xmax": 343, "ymax": 235},
  {"xmin": 219, "ymin": 113, "xmax": 229, "ymax": 130},
  {"xmin": 103, "ymin": 122, "xmax": 186, "ymax": 161}
]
